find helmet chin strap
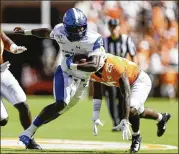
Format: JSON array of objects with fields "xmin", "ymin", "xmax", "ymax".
[{"xmin": 66, "ymin": 33, "xmax": 84, "ymax": 42}]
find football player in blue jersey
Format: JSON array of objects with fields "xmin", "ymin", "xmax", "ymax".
[{"xmin": 14, "ymin": 8, "xmax": 128, "ymax": 148}]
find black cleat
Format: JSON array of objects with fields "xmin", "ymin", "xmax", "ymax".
[
  {"xmin": 26, "ymin": 138, "xmax": 42, "ymax": 150},
  {"xmin": 157, "ymin": 113, "xmax": 171, "ymax": 137},
  {"xmin": 130, "ymin": 134, "xmax": 142, "ymax": 153}
]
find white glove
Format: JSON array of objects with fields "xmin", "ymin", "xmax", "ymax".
[
  {"xmin": 113, "ymin": 119, "xmax": 131, "ymax": 140},
  {"xmin": 10, "ymin": 44, "xmax": 27, "ymax": 54},
  {"xmin": 0, "ymin": 61, "xmax": 11, "ymax": 72},
  {"xmin": 93, "ymin": 119, "xmax": 103, "ymax": 136}
]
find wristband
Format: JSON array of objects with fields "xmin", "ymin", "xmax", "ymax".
[
  {"xmin": 70, "ymin": 63, "xmax": 78, "ymax": 70},
  {"xmin": 10, "ymin": 44, "xmax": 17, "ymax": 53},
  {"xmin": 24, "ymin": 30, "xmax": 32, "ymax": 35}
]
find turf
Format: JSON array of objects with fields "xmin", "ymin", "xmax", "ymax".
[{"xmin": 1, "ymin": 96, "xmax": 178, "ymax": 153}]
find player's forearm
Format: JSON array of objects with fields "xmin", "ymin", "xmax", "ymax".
[
  {"xmin": 27, "ymin": 28, "xmax": 51, "ymax": 38},
  {"xmin": 77, "ymin": 62, "xmax": 98, "ymax": 72},
  {"xmin": 119, "ymin": 73, "xmax": 131, "ymax": 120},
  {"xmin": 93, "ymin": 82, "xmax": 103, "ymax": 120},
  {"xmin": 1, "ymin": 31, "xmax": 14, "ymax": 51}
]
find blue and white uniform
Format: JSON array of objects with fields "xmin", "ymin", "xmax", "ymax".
[{"xmin": 50, "ymin": 24, "xmax": 105, "ymax": 113}]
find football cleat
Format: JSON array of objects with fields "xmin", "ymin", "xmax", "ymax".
[
  {"xmin": 157, "ymin": 112, "xmax": 171, "ymax": 137},
  {"xmin": 19, "ymin": 135, "xmax": 42, "ymax": 150},
  {"xmin": 26, "ymin": 138, "xmax": 42, "ymax": 150},
  {"xmin": 130, "ymin": 134, "xmax": 142, "ymax": 153},
  {"xmin": 112, "ymin": 127, "xmax": 121, "ymax": 132}
]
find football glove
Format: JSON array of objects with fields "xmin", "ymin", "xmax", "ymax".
[
  {"xmin": 113, "ymin": 119, "xmax": 131, "ymax": 140},
  {"xmin": 66, "ymin": 55, "xmax": 74, "ymax": 69},
  {"xmin": 10, "ymin": 44, "xmax": 27, "ymax": 54}
]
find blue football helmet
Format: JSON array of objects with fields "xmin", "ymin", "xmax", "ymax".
[{"xmin": 63, "ymin": 8, "xmax": 87, "ymax": 42}]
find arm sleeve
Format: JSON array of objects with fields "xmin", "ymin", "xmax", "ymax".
[{"xmin": 127, "ymin": 36, "xmax": 136, "ymax": 57}]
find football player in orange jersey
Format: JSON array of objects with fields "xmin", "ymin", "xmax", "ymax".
[
  {"xmin": 74, "ymin": 53, "xmax": 171, "ymax": 153},
  {"xmin": 0, "ymin": 30, "xmax": 41, "ymax": 149}
]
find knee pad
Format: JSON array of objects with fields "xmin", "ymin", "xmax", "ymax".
[{"xmin": 0, "ymin": 117, "xmax": 8, "ymax": 126}]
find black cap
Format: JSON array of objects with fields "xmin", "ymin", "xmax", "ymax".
[{"xmin": 108, "ymin": 19, "xmax": 120, "ymax": 26}]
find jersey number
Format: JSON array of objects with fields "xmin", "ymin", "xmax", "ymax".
[{"xmin": 106, "ymin": 63, "xmax": 113, "ymax": 73}]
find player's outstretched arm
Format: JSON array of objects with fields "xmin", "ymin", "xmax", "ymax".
[
  {"xmin": 92, "ymin": 82, "xmax": 103, "ymax": 136},
  {"xmin": 116, "ymin": 71, "xmax": 131, "ymax": 140},
  {"xmin": 1, "ymin": 30, "xmax": 27, "ymax": 54},
  {"xmin": 14, "ymin": 27, "xmax": 52, "ymax": 39}
]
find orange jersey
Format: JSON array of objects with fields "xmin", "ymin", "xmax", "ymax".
[
  {"xmin": 90, "ymin": 54, "xmax": 140, "ymax": 87},
  {"xmin": 0, "ymin": 38, "xmax": 4, "ymax": 64}
]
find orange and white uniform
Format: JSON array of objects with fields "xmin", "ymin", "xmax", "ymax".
[
  {"xmin": 91, "ymin": 54, "xmax": 139, "ymax": 87},
  {"xmin": 0, "ymin": 36, "xmax": 26, "ymax": 122},
  {"xmin": 91, "ymin": 53, "xmax": 152, "ymax": 114},
  {"xmin": 0, "ymin": 38, "xmax": 4, "ymax": 64}
]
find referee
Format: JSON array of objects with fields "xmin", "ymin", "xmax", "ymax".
[{"xmin": 103, "ymin": 19, "xmax": 138, "ymax": 131}]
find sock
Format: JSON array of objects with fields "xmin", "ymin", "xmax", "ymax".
[
  {"xmin": 157, "ymin": 113, "xmax": 163, "ymax": 122},
  {"xmin": 33, "ymin": 117, "xmax": 43, "ymax": 127},
  {"xmin": 22, "ymin": 117, "xmax": 42, "ymax": 138},
  {"xmin": 133, "ymin": 130, "xmax": 140, "ymax": 136}
]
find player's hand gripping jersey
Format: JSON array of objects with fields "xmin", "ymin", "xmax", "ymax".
[
  {"xmin": 50, "ymin": 23, "xmax": 105, "ymax": 80},
  {"xmin": 91, "ymin": 53, "xmax": 140, "ymax": 87}
]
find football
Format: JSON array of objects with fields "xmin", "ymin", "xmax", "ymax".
[{"xmin": 73, "ymin": 54, "xmax": 88, "ymax": 64}]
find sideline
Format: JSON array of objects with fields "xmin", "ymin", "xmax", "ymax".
[{"xmin": 1, "ymin": 138, "xmax": 178, "ymax": 151}]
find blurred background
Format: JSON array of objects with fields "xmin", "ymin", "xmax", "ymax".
[{"xmin": 1, "ymin": 1, "xmax": 178, "ymax": 99}]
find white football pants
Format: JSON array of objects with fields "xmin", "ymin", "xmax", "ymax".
[
  {"xmin": 0, "ymin": 68, "xmax": 26, "ymax": 121},
  {"xmin": 130, "ymin": 71, "xmax": 152, "ymax": 114}
]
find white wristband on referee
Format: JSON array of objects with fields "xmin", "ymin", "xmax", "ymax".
[
  {"xmin": 24, "ymin": 30, "xmax": 32, "ymax": 35},
  {"xmin": 70, "ymin": 63, "xmax": 78, "ymax": 70},
  {"xmin": 10, "ymin": 44, "xmax": 18, "ymax": 53}
]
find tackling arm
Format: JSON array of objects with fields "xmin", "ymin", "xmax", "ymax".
[
  {"xmin": 119, "ymin": 71, "xmax": 131, "ymax": 120},
  {"xmin": 14, "ymin": 27, "xmax": 52, "ymax": 38},
  {"xmin": 0, "ymin": 30, "xmax": 27, "ymax": 54}
]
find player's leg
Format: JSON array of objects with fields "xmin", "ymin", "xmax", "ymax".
[
  {"xmin": 116, "ymin": 87, "xmax": 123, "ymax": 123},
  {"xmin": 0, "ymin": 100, "xmax": 9, "ymax": 126},
  {"xmin": 139, "ymin": 108, "xmax": 171, "ymax": 137},
  {"xmin": 20, "ymin": 66, "xmax": 67, "ymax": 135},
  {"xmin": 1, "ymin": 70, "xmax": 31, "ymax": 129},
  {"xmin": 0, "ymin": 69, "xmax": 41, "ymax": 149},
  {"xmin": 19, "ymin": 66, "xmax": 73, "ymax": 147},
  {"xmin": 61, "ymin": 79, "xmax": 89, "ymax": 114},
  {"xmin": 105, "ymin": 85, "xmax": 120, "ymax": 129},
  {"xmin": 129, "ymin": 71, "xmax": 152, "ymax": 153},
  {"xmin": 136, "ymin": 72, "xmax": 171, "ymax": 137}
]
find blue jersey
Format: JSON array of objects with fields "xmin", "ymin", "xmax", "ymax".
[{"xmin": 50, "ymin": 23, "xmax": 106, "ymax": 79}]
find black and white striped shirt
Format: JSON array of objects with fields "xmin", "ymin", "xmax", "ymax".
[{"xmin": 103, "ymin": 34, "xmax": 136, "ymax": 58}]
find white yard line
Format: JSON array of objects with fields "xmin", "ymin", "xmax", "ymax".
[{"xmin": 1, "ymin": 138, "xmax": 178, "ymax": 151}]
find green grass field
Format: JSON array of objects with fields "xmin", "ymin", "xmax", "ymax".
[{"xmin": 1, "ymin": 96, "xmax": 178, "ymax": 153}]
